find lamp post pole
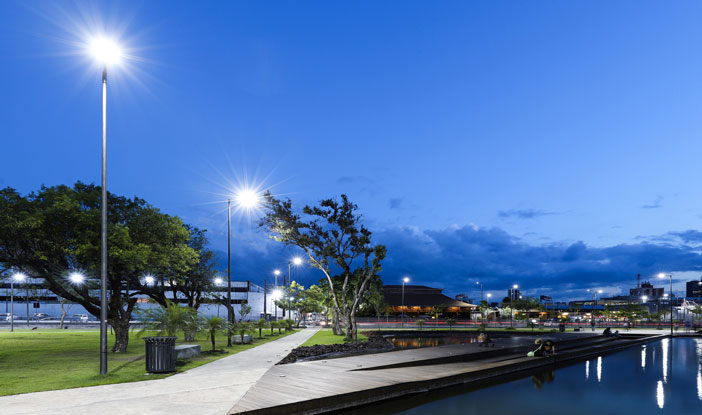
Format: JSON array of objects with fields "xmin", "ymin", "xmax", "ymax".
[
  {"xmin": 99, "ymin": 65, "xmax": 109, "ymax": 376},
  {"xmin": 402, "ymin": 277, "xmax": 409, "ymax": 328},
  {"xmin": 669, "ymin": 274, "xmax": 673, "ymax": 336},
  {"xmin": 25, "ymin": 285, "xmax": 29, "ymax": 328},
  {"xmin": 227, "ymin": 199, "xmax": 232, "ymax": 346},
  {"xmin": 10, "ymin": 278, "xmax": 15, "ymax": 332},
  {"xmin": 510, "ymin": 285, "xmax": 518, "ymax": 328},
  {"xmin": 476, "ymin": 281, "xmax": 483, "ymax": 303}
]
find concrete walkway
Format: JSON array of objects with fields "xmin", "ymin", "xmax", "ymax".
[{"xmin": 0, "ymin": 328, "xmax": 319, "ymax": 415}]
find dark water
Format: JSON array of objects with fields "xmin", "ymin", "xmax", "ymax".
[{"xmin": 343, "ymin": 338, "xmax": 702, "ymax": 414}]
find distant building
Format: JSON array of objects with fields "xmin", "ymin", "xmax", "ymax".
[
  {"xmin": 630, "ymin": 281, "xmax": 664, "ymax": 299},
  {"xmin": 455, "ymin": 293, "xmax": 471, "ymax": 303},
  {"xmin": 507, "ymin": 287, "xmax": 521, "ymax": 300},
  {"xmin": 384, "ymin": 285, "xmax": 475, "ymax": 316},
  {"xmin": 686, "ymin": 279, "xmax": 702, "ymax": 298},
  {"xmin": 539, "ymin": 295, "xmax": 553, "ymax": 305}
]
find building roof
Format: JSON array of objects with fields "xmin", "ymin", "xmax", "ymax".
[{"xmin": 383, "ymin": 286, "xmax": 475, "ymax": 308}]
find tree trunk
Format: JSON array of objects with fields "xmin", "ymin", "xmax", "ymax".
[
  {"xmin": 111, "ymin": 318, "xmax": 131, "ymax": 353},
  {"xmin": 331, "ymin": 307, "xmax": 343, "ymax": 335},
  {"xmin": 210, "ymin": 332, "xmax": 216, "ymax": 351},
  {"xmin": 343, "ymin": 310, "xmax": 356, "ymax": 341},
  {"xmin": 184, "ymin": 332, "xmax": 195, "ymax": 342}
]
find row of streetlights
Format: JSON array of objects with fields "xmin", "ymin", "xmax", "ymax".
[{"xmin": 6, "ymin": 271, "xmax": 85, "ymax": 332}]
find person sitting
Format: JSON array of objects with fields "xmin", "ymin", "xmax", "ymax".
[
  {"xmin": 603, "ymin": 327, "xmax": 613, "ymax": 337},
  {"xmin": 477, "ymin": 331, "xmax": 494, "ymax": 347},
  {"xmin": 612, "ymin": 330, "xmax": 621, "ymax": 338},
  {"xmin": 528, "ymin": 338, "xmax": 544, "ymax": 357},
  {"xmin": 542, "ymin": 339, "xmax": 556, "ymax": 356}
]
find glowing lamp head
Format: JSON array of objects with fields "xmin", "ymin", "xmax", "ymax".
[
  {"xmin": 271, "ymin": 289, "xmax": 282, "ymax": 300},
  {"xmin": 90, "ymin": 37, "xmax": 122, "ymax": 65},
  {"xmin": 598, "ymin": 290, "xmax": 603, "ymax": 294},
  {"xmin": 12, "ymin": 272, "xmax": 26, "ymax": 282},
  {"xmin": 235, "ymin": 189, "xmax": 259, "ymax": 209},
  {"xmin": 214, "ymin": 277, "xmax": 223, "ymax": 286},
  {"xmin": 142, "ymin": 275, "xmax": 155, "ymax": 285},
  {"xmin": 513, "ymin": 284, "xmax": 519, "ymax": 289},
  {"xmin": 487, "ymin": 293, "xmax": 492, "ymax": 298},
  {"xmin": 292, "ymin": 257, "xmax": 303, "ymax": 266},
  {"xmin": 403, "ymin": 277, "xmax": 410, "ymax": 283},
  {"xmin": 658, "ymin": 273, "xmax": 666, "ymax": 279},
  {"xmin": 69, "ymin": 272, "xmax": 85, "ymax": 284},
  {"xmin": 641, "ymin": 296, "xmax": 648, "ymax": 302}
]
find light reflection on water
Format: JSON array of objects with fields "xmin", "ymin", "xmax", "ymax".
[
  {"xmin": 343, "ymin": 338, "xmax": 702, "ymax": 415},
  {"xmin": 387, "ymin": 335, "xmax": 479, "ymax": 349}
]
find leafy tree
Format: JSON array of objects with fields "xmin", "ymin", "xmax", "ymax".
[
  {"xmin": 416, "ymin": 319, "xmax": 426, "ymax": 330},
  {"xmin": 202, "ymin": 316, "xmax": 230, "ymax": 351},
  {"xmin": 270, "ymin": 320, "xmax": 278, "ymax": 335},
  {"xmin": 238, "ymin": 302, "xmax": 252, "ymax": 323},
  {"xmin": 171, "ymin": 226, "xmax": 217, "ymax": 309},
  {"xmin": 432, "ymin": 304, "xmax": 447, "ymax": 320},
  {"xmin": 0, "ymin": 184, "xmax": 199, "ymax": 351},
  {"xmin": 260, "ymin": 193, "xmax": 386, "ymax": 340},
  {"xmin": 234, "ymin": 322, "xmax": 253, "ymax": 342},
  {"xmin": 275, "ymin": 282, "xmax": 325, "ymax": 327}
]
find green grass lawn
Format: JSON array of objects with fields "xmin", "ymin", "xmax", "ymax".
[
  {"xmin": 0, "ymin": 328, "xmax": 296, "ymax": 396},
  {"xmin": 301, "ymin": 329, "xmax": 368, "ymax": 346}
]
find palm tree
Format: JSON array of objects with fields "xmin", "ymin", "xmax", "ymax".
[
  {"xmin": 139, "ymin": 301, "xmax": 199, "ymax": 338},
  {"xmin": 254, "ymin": 318, "xmax": 268, "ymax": 339},
  {"xmin": 202, "ymin": 316, "xmax": 230, "ymax": 351},
  {"xmin": 235, "ymin": 322, "xmax": 253, "ymax": 343}
]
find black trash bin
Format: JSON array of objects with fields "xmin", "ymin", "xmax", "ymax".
[
  {"xmin": 558, "ymin": 323, "xmax": 566, "ymax": 332},
  {"xmin": 143, "ymin": 336, "xmax": 177, "ymax": 373}
]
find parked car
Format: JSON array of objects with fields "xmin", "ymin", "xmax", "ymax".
[
  {"xmin": 31, "ymin": 313, "xmax": 52, "ymax": 321},
  {"xmin": 4, "ymin": 313, "xmax": 21, "ymax": 322},
  {"xmin": 70, "ymin": 314, "xmax": 89, "ymax": 322}
]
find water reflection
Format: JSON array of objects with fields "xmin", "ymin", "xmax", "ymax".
[
  {"xmin": 697, "ymin": 365, "xmax": 702, "ymax": 401},
  {"xmin": 662, "ymin": 338, "xmax": 669, "ymax": 383},
  {"xmin": 389, "ymin": 336, "xmax": 478, "ymax": 350},
  {"xmin": 585, "ymin": 360, "xmax": 589, "ymax": 380},
  {"xmin": 656, "ymin": 380, "xmax": 664, "ymax": 409},
  {"xmin": 641, "ymin": 346, "xmax": 646, "ymax": 369},
  {"xmin": 531, "ymin": 369, "xmax": 555, "ymax": 390},
  {"xmin": 597, "ymin": 356, "xmax": 602, "ymax": 383}
]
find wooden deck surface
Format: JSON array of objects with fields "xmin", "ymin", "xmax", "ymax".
[{"xmin": 229, "ymin": 333, "xmax": 662, "ymax": 415}]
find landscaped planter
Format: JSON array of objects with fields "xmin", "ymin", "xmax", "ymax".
[{"xmin": 232, "ymin": 334, "xmax": 253, "ymax": 344}]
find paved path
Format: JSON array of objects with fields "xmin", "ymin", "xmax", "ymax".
[{"xmin": 0, "ymin": 328, "xmax": 319, "ymax": 415}]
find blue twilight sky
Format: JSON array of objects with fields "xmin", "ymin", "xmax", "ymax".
[{"xmin": 2, "ymin": 0, "xmax": 702, "ymax": 301}]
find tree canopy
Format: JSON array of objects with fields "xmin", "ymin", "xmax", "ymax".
[
  {"xmin": 260, "ymin": 193, "xmax": 386, "ymax": 340},
  {"xmin": 0, "ymin": 183, "xmax": 210, "ymax": 351}
]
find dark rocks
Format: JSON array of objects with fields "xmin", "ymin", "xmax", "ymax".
[{"xmin": 279, "ymin": 332, "xmax": 393, "ymax": 364}]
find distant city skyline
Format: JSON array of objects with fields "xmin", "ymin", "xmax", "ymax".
[{"xmin": 2, "ymin": 1, "xmax": 702, "ymax": 299}]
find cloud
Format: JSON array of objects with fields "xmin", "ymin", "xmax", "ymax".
[
  {"xmin": 373, "ymin": 225, "xmax": 702, "ymax": 300},
  {"xmin": 497, "ymin": 208, "xmax": 554, "ymax": 219},
  {"xmin": 217, "ymin": 222, "xmax": 702, "ymax": 302},
  {"xmin": 642, "ymin": 196, "xmax": 663, "ymax": 209},
  {"xmin": 389, "ymin": 198, "xmax": 403, "ymax": 209}
]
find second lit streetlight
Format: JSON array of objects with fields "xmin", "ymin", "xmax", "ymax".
[
  {"xmin": 402, "ymin": 277, "xmax": 410, "ymax": 328},
  {"xmin": 10, "ymin": 272, "xmax": 26, "ymax": 332},
  {"xmin": 89, "ymin": 35, "xmax": 122, "ymax": 376}
]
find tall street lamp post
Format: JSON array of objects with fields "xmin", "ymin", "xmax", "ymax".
[
  {"xmin": 273, "ymin": 270, "xmax": 281, "ymax": 321},
  {"xmin": 225, "ymin": 189, "xmax": 260, "ymax": 345},
  {"xmin": 90, "ymin": 37, "xmax": 122, "ymax": 376},
  {"xmin": 476, "ymin": 281, "xmax": 483, "ymax": 303},
  {"xmin": 659, "ymin": 273, "xmax": 673, "ymax": 336},
  {"xmin": 486, "ymin": 293, "xmax": 492, "ymax": 326},
  {"xmin": 10, "ymin": 272, "xmax": 26, "ymax": 332},
  {"xmin": 287, "ymin": 257, "xmax": 303, "ymax": 320},
  {"xmin": 402, "ymin": 277, "xmax": 409, "ymax": 328},
  {"xmin": 510, "ymin": 284, "xmax": 518, "ymax": 328}
]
